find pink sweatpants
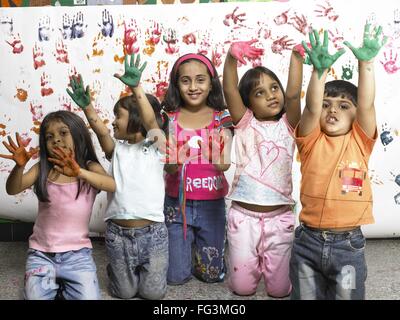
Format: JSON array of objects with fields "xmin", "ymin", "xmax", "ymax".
[{"xmin": 227, "ymin": 202, "xmax": 295, "ymax": 297}]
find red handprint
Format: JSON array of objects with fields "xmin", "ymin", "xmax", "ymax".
[
  {"xmin": 182, "ymin": 33, "xmax": 196, "ymax": 45},
  {"xmin": 29, "ymin": 100, "xmax": 44, "ymax": 122},
  {"xmin": 124, "ymin": 20, "xmax": 140, "ymax": 55},
  {"xmin": 54, "ymin": 39, "xmax": 69, "ymax": 64},
  {"xmin": 274, "ymin": 10, "xmax": 290, "ymax": 26},
  {"xmin": 328, "ymin": 28, "xmax": 345, "ymax": 50},
  {"xmin": 314, "ymin": 0, "xmax": 339, "ymax": 22},
  {"xmin": 6, "ymin": 33, "xmax": 24, "ymax": 54},
  {"xmin": 289, "ymin": 13, "xmax": 310, "ymax": 35},
  {"xmin": 163, "ymin": 28, "xmax": 179, "ymax": 54},
  {"xmin": 212, "ymin": 47, "xmax": 223, "ymax": 68},
  {"xmin": 223, "ymin": 7, "xmax": 246, "ymax": 27},
  {"xmin": 40, "ymin": 73, "xmax": 54, "ymax": 97},
  {"xmin": 33, "ymin": 43, "xmax": 46, "ymax": 70},
  {"xmin": 271, "ymin": 36, "xmax": 295, "ymax": 55}
]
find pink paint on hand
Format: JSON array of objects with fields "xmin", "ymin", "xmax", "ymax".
[
  {"xmin": 293, "ymin": 42, "xmax": 311, "ymax": 59},
  {"xmin": 230, "ymin": 40, "xmax": 264, "ymax": 65}
]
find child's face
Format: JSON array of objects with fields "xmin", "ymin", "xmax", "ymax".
[
  {"xmin": 112, "ymin": 106, "xmax": 130, "ymax": 140},
  {"xmin": 177, "ymin": 61, "xmax": 212, "ymax": 109},
  {"xmin": 45, "ymin": 120, "xmax": 74, "ymax": 157},
  {"xmin": 248, "ymin": 73, "xmax": 284, "ymax": 121},
  {"xmin": 320, "ymin": 95, "xmax": 357, "ymax": 136}
]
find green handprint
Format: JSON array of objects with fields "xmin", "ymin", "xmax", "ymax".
[
  {"xmin": 66, "ymin": 75, "xmax": 90, "ymax": 109},
  {"xmin": 344, "ymin": 23, "xmax": 388, "ymax": 61},
  {"xmin": 114, "ymin": 53, "xmax": 147, "ymax": 88},
  {"xmin": 302, "ymin": 29, "xmax": 345, "ymax": 78}
]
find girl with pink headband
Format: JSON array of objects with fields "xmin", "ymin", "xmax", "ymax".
[{"xmin": 162, "ymin": 53, "xmax": 233, "ymax": 285}]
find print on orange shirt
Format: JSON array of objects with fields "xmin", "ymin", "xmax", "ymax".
[{"xmin": 338, "ymin": 161, "xmax": 367, "ymax": 197}]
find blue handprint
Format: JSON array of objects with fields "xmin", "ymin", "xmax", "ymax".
[
  {"xmin": 380, "ymin": 123, "xmax": 394, "ymax": 149},
  {"xmin": 72, "ymin": 11, "xmax": 87, "ymax": 39},
  {"xmin": 38, "ymin": 16, "xmax": 51, "ymax": 42},
  {"xmin": 1, "ymin": 17, "xmax": 14, "ymax": 35},
  {"xmin": 60, "ymin": 14, "xmax": 73, "ymax": 40},
  {"xmin": 99, "ymin": 9, "xmax": 114, "ymax": 38}
]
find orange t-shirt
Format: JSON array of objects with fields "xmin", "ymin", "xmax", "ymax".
[{"xmin": 295, "ymin": 121, "xmax": 377, "ymax": 228}]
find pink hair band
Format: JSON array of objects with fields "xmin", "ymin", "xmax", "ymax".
[{"xmin": 174, "ymin": 54, "xmax": 215, "ymax": 77}]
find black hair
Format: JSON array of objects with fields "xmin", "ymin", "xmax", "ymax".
[
  {"xmin": 324, "ymin": 80, "xmax": 358, "ymax": 106},
  {"xmin": 113, "ymin": 94, "xmax": 164, "ymax": 137},
  {"xmin": 162, "ymin": 53, "xmax": 225, "ymax": 112},
  {"xmin": 238, "ymin": 66, "xmax": 286, "ymax": 120},
  {"xmin": 34, "ymin": 110, "xmax": 99, "ymax": 202}
]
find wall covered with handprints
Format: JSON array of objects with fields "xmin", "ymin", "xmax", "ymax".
[{"xmin": 0, "ymin": 1, "xmax": 399, "ymax": 236}]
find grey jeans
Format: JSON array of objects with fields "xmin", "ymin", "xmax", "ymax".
[
  {"xmin": 289, "ymin": 224, "xmax": 367, "ymax": 300},
  {"xmin": 105, "ymin": 220, "xmax": 169, "ymax": 299}
]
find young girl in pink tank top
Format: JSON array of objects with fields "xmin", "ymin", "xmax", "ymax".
[
  {"xmin": 0, "ymin": 111, "xmax": 115, "ymax": 300},
  {"xmin": 162, "ymin": 53, "xmax": 233, "ymax": 285}
]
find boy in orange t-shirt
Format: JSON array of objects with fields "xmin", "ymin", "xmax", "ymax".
[{"xmin": 290, "ymin": 24, "xmax": 386, "ymax": 300}]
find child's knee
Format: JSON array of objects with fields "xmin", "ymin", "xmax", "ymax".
[
  {"xmin": 140, "ymin": 287, "xmax": 167, "ymax": 300},
  {"xmin": 193, "ymin": 268, "xmax": 224, "ymax": 283},
  {"xmin": 266, "ymin": 285, "xmax": 292, "ymax": 299}
]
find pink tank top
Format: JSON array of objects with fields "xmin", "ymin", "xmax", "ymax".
[
  {"xmin": 29, "ymin": 180, "xmax": 97, "ymax": 253},
  {"xmin": 165, "ymin": 110, "xmax": 231, "ymax": 200}
]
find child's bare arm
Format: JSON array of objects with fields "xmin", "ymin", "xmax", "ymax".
[
  {"xmin": 48, "ymin": 147, "xmax": 116, "ymax": 192},
  {"xmin": 298, "ymin": 30, "xmax": 345, "ymax": 137},
  {"xmin": 67, "ymin": 75, "xmax": 115, "ymax": 159},
  {"xmin": 344, "ymin": 23, "xmax": 387, "ymax": 138},
  {"xmin": 115, "ymin": 54, "xmax": 167, "ymax": 150},
  {"xmin": 0, "ymin": 133, "xmax": 39, "ymax": 194},
  {"xmin": 223, "ymin": 50, "xmax": 247, "ymax": 125},
  {"xmin": 285, "ymin": 48, "xmax": 304, "ymax": 128}
]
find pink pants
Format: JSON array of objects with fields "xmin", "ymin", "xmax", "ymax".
[{"xmin": 227, "ymin": 202, "xmax": 295, "ymax": 297}]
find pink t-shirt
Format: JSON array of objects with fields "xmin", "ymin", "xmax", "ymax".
[
  {"xmin": 29, "ymin": 180, "xmax": 97, "ymax": 253},
  {"xmin": 165, "ymin": 110, "xmax": 231, "ymax": 200}
]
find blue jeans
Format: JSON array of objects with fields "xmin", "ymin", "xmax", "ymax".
[
  {"xmin": 164, "ymin": 195, "xmax": 226, "ymax": 284},
  {"xmin": 24, "ymin": 247, "xmax": 100, "ymax": 300},
  {"xmin": 289, "ymin": 224, "xmax": 367, "ymax": 300},
  {"xmin": 105, "ymin": 220, "xmax": 169, "ymax": 299}
]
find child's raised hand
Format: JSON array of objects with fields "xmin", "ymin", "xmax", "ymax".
[
  {"xmin": 229, "ymin": 40, "xmax": 264, "ymax": 65},
  {"xmin": 66, "ymin": 75, "xmax": 91, "ymax": 109},
  {"xmin": 0, "ymin": 133, "xmax": 38, "ymax": 167},
  {"xmin": 302, "ymin": 29, "xmax": 345, "ymax": 77},
  {"xmin": 344, "ymin": 23, "xmax": 388, "ymax": 62},
  {"xmin": 114, "ymin": 53, "xmax": 147, "ymax": 88},
  {"xmin": 293, "ymin": 42, "xmax": 312, "ymax": 65},
  {"xmin": 48, "ymin": 147, "xmax": 81, "ymax": 177}
]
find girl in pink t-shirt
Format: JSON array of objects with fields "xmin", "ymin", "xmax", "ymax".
[
  {"xmin": 223, "ymin": 40, "xmax": 304, "ymax": 297},
  {"xmin": 162, "ymin": 53, "xmax": 233, "ymax": 284},
  {"xmin": 0, "ymin": 111, "xmax": 115, "ymax": 300}
]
